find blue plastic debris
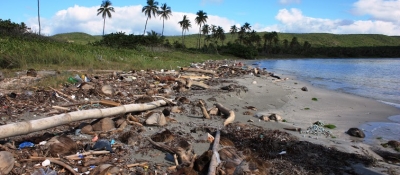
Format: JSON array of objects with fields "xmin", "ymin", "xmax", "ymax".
[
  {"xmin": 92, "ymin": 139, "xmax": 113, "ymax": 152},
  {"xmin": 110, "ymin": 139, "xmax": 115, "ymax": 145},
  {"xmin": 18, "ymin": 141, "xmax": 35, "ymax": 149}
]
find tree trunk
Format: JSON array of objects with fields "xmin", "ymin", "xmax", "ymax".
[
  {"xmin": 198, "ymin": 25, "xmax": 202, "ymax": 49},
  {"xmin": 162, "ymin": 19, "xmax": 165, "ymax": 36},
  {"xmin": 37, "ymin": 0, "xmax": 41, "ymax": 35},
  {"xmin": 0, "ymin": 100, "xmax": 167, "ymax": 139},
  {"xmin": 102, "ymin": 17, "xmax": 106, "ymax": 36},
  {"xmin": 143, "ymin": 17, "xmax": 149, "ymax": 35},
  {"xmin": 182, "ymin": 30, "xmax": 184, "ymax": 45}
]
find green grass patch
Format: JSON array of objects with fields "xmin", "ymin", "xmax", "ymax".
[
  {"xmin": 1, "ymin": 36, "xmax": 232, "ymax": 71},
  {"xmin": 324, "ymin": 124, "xmax": 336, "ymax": 129},
  {"xmin": 331, "ymin": 136, "xmax": 337, "ymax": 139},
  {"xmin": 312, "ymin": 97, "xmax": 318, "ymax": 101},
  {"xmin": 282, "ymin": 119, "xmax": 287, "ymax": 122},
  {"xmin": 304, "ymin": 107, "xmax": 310, "ymax": 110}
]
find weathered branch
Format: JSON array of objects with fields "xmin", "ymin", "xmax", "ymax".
[
  {"xmin": 215, "ymin": 103, "xmax": 230, "ymax": 116},
  {"xmin": 0, "ymin": 100, "xmax": 167, "ymax": 139},
  {"xmin": 180, "ymin": 67, "xmax": 217, "ymax": 75},
  {"xmin": 198, "ymin": 101, "xmax": 211, "ymax": 119},
  {"xmin": 223, "ymin": 111, "xmax": 235, "ymax": 126},
  {"xmin": 207, "ymin": 130, "xmax": 221, "ymax": 175}
]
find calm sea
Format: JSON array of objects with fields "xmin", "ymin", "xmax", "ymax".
[
  {"xmin": 251, "ymin": 58, "xmax": 400, "ymax": 107},
  {"xmin": 251, "ymin": 58, "xmax": 400, "ymax": 141}
]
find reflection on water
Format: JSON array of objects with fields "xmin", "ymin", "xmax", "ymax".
[{"xmin": 254, "ymin": 58, "xmax": 400, "ymax": 105}]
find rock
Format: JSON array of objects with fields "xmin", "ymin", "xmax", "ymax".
[
  {"xmin": 387, "ymin": 140, "xmax": 400, "ymax": 148},
  {"xmin": 347, "ymin": 128, "xmax": 365, "ymax": 138},
  {"xmin": 26, "ymin": 68, "xmax": 37, "ymax": 77},
  {"xmin": 252, "ymin": 81, "xmax": 257, "ymax": 84},
  {"xmin": 92, "ymin": 118, "xmax": 115, "ymax": 131},
  {"xmin": 0, "ymin": 151, "xmax": 14, "ymax": 174},
  {"xmin": 162, "ymin": 108, "xmax": 170, "ymax": 117},
  {"xmin": 81, "ymin": 124, "xmax": 94, "ymax": 134},
  {"xmin": 101, "ymin": 85, "xmax": 114, "ymax": 96},
  {"xmin": 145, "ymin": 112, "xmax": 167, "ymax": 126},
  {"xmin": 301, "ymin": 86, "xmax": 308, "ymax": 91},
  {"xmin": 269, "ymin": 113, "xmax": 282, "ymax": 121},
  {"xmin": 81, "ymin": 83, "xmax": 94, "ymax": 90},
  {"xmin": 46, "ymin": 136, "xmax": 77, "ymax": 156}
]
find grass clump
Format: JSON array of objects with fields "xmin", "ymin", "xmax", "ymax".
[
  {"xmin": 312, "ymin": 97, "xmax": 318, "ymax": 101},
  {"xmin": 324, "ymin": 124, "xmax": 336, "ymax": 129},
  {"xmin": 304, "ymin": 107, "xmax": 310, "ymax": 110}
]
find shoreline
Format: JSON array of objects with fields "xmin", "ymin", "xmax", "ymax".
[{"xmin": 207, "ymin": 70, "xmax": 400, "ymax": 173}]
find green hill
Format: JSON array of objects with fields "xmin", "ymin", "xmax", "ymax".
[
  {"xmin": 51, "ymin": 32, "xmax": 102, "ymax": 44},
  {"xmin": 167, "ymin": 32, "xmax": 400, "ymax": 48},
  {"xmin": 50, "ymin": 32, "xmax": 400, "ymax": 49}
]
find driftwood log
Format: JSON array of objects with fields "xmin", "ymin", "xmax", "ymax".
[
  {"xmin": 207, "ymin": 130, "xmax": 221, "ymax": 175},
  {"xmin": 198, "ymin": 100, "xmax": 211, "ymax": 119},
  {"xmin": 215, "ymin": 103, "xmax": 235, "ymax": 126},
  {"xmin": 180, "ymin": 67, "xmax": 217, "ymax": 75},
  {"xmin": 175, "ymin": 78, "xmax": 209, "ymax": 89},
  {"xmin": 0, "ymin": 100, "xmax": 167, "ymax": 139}
]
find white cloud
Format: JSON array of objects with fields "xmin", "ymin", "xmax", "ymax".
[
  {"xmin": 26, "ymin": 4, "xmax": 235, "ymax": 36},
  {"xmin": 261, "ymin": 8, "xmax": 400, "ymax": 35},
  {"xmin": 352, "ymin": 0, "xmax": 400, "ymax": 23},
  {"xmin": 278, "ymin": 0, "xmax": 301, "ymax": 5}
]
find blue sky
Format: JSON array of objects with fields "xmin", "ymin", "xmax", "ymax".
[{"xmin": 1, "ymin": 0, "xmax": 399, "ymax": 36}]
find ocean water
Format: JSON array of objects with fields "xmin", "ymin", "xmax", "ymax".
[
  {"xmin": 251, "ymin": 58, "xmax": 400, "ymax": 142},
  {"xmin": 251, "ymin": 58, "xmax": 400, "ymax": 106}
]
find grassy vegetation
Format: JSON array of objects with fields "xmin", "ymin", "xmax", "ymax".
[
  {"xmin": 312, "ymin": 97, "xmax": 318, "ymax": 101},
  {"xmin": 3, "ymin": 29, "xmax": 400, "ymax": 72},
  {"xmin": 0, "ymin": 36, "xmax": 231, "ymax": 71},
  {"xmin": 324, "ymin": 124, "xmax": 336, "ymax": 129}
]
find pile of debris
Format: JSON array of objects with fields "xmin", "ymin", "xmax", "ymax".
[{"xmin": 0, "ymin": 60, "xmax": 379, "ymax": 174}]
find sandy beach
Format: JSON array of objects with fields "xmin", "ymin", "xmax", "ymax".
[
  {"xmin": 208, "ymin": 72, "xmax": 400, "ymax": 174},
  {"xmin": 1, "ymin": 62, "xmax": 400, "ymax": 174}
]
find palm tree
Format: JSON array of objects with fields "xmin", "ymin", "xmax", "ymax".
[
  {"xmin": 178, "ymin": 15, "xmax": 191, "ymax": 46},
  {"xmin": 97, "ymin": 0, "xmax": 115, "ymax": 36},
  {"xmin": 142, "ymin": 0, "xmax": 159, "ymax": 35},
  {"xmin": 158, "ymin": 3, "xmax": 171, "ymax": 36},
  {"xmin": 242, "ymin": 22, "xmax": 251, "ymax": 32},
  {"xmin": 195, "ymin": 10, "xmax": 208, "ymax": 49},
  {"xmin": 37, "ymin": 0, "xmax": 41, "ymax": 35},
  {"xmin": 202, "ymin": 24, "xmax": 210, "ymax": 45},
  {"xmin": 229, "ymin": 25, "xmax": 238, "ymax": 39},
  {"xmin": 216, "ymin": 26, "xmax": 225, "ymax": 45}
]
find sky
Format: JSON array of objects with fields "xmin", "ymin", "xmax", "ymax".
[{"xmin": 1, "ymin": 0, "xmax": 400, "ymax": 36}]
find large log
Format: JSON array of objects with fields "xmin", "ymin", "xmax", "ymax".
[
  {"xmin": 207, "ymin": 130, "xmax": 221, "ymax": 175},
  {"xmin": 0, "ymin": 100, "xmax": 167, "ymax": 139}
]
